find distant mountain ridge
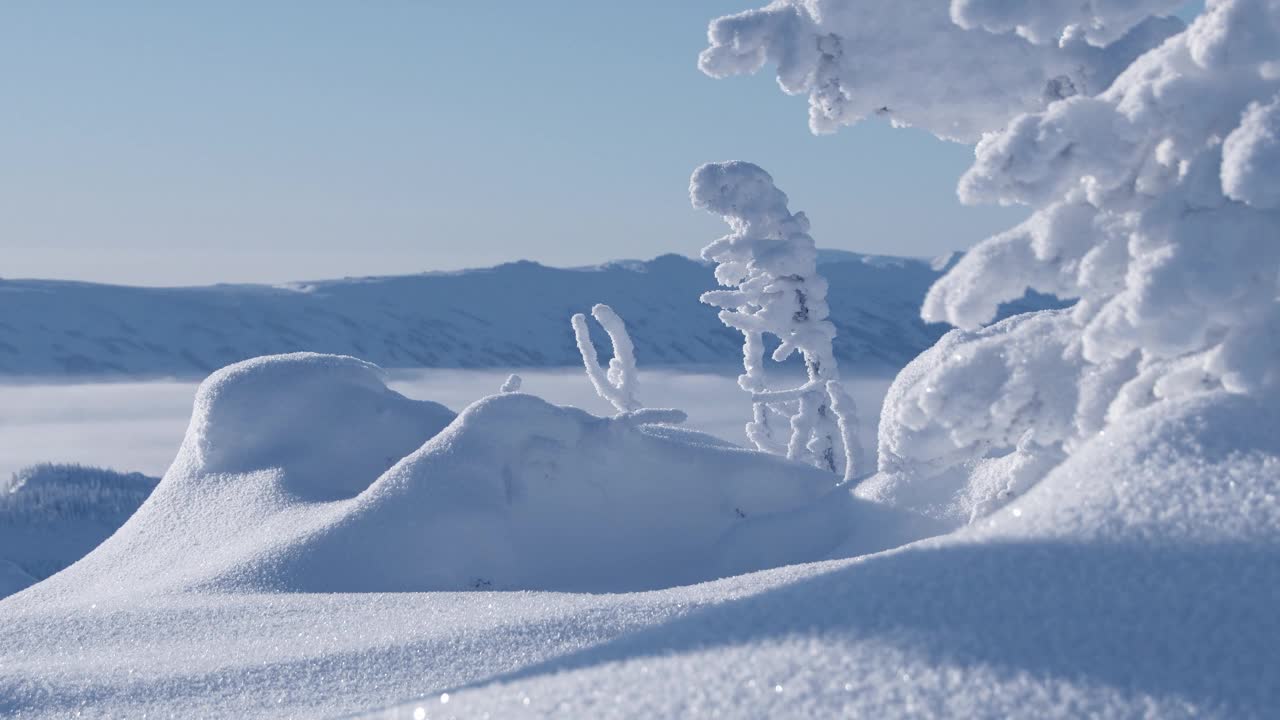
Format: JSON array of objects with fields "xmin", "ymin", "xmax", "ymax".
[{"xmin": 0, "ymin": 252, "xmax": 1055, "ymax": 377}]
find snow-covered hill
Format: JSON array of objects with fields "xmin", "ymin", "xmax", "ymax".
[
  {"xmin": 0, "ymin": 252, "xmax": 1054, "ymax": 377},
  {"xmin": 0, "ymin": 464, "xmax": 157, "ymax": 597}
]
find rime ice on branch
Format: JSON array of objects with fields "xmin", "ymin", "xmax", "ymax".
[
  {"xmin": 690, "ymin": 161, "xmax": 861, "ymax": 482},
  {"xmin": 698, "ymin": 0, "xmax": 1181, "ymax": 142},
  {"xmin": 572, "ymin": 303, "xmax": 642, "ymax": 414}
]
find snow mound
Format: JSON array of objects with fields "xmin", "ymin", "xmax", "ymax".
[
  {"xmin": 0, "ymin": 463, "xmax": 158, "ymax": 598},
  {"xmin": 860, "ymin": 310, "xmax": 1087, "ymax": 527},
  {"xmin": 34, "ymin": 353, "xmax": 873, "ymax": 598},
  {"xmin": 267, "ymin": 392, "xmax": 849, "ymax": 592},
  {"xmin": 174, "ymin": 353, "xmax": 456, "ymax": 501},
  {"xmin": 395, "ymin": 389, "xmax": 1280, "ymax": 719}
]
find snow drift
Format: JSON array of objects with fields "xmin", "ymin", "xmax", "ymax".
[
  {"xmin": 382, "ymin": 387, "xmax": 1280, "ymax": 719},
  {"xmin": 29, "ymin": 352, "xmax": 901, "ymax": 599}
]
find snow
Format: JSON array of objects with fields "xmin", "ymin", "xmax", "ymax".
[
  {"xmin": 571, "ymin": 304, "xmax": 642, "ymax": 414},
  {"xmin": 862, "ymin": 309, "xmax": 1085, "ymax": 527},
  {"xmin": 699, "ymin": 0, "xmax": 1182, "ymax": 141},
  {"xmin": 0, "ymin": 361, "xmax": 911, "ymax": 718},
  {"xmin": 2, "ymin": 348, "xmax": 1273, "ymax": 718},
  {"xmin": 370, "ymin": 388, "xmax": 1280, "ymax": 719},
  {"xmin": 692, "ymin": 161, "xmax": 862, "ymax": 479},
  {"xmin": 2, "ymin": 2, "xmax": 1274, "ymax": 717},
  {"xmin": 951, "ymin": 0, "xmax": 1185, "ymax": 46},
  {"xmin": 0, "ymin": 464, "xmax": 157, "ymax": 598},
  {"xmin": 15, "ymin": 354, "xmax": 881, "ymax": 599},
  {"xmin": 922, "ymin": 0, "xmax": 1280, "ymax": 446},
  {"xmin": 0, "ymin": 368, "xmax": 896, "ymax": 483}
]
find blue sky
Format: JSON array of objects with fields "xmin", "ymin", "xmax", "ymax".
[{"xmin": 2, "ymin": 2, "xmax": 1198, "ymax": 286}]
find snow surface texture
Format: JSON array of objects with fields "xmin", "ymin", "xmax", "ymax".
[
  {"xmin": 0, "ymin": 252, "xmax": 1057, "ymax": 378},
  {"xmin": 699, "ymin": 0, "xmax": 1183, "ymax": 141},
  {"xmin": 378, "ymin": 387, "xmax": 1279, "ymax": 719},
  {"xmin": 0, "ymin": 357, "xmax": 922, "ymax": 718},
  {"xmin": 0, "ymin": 464, "xmax": 157, "ymax": 598},
  {"xmin": 1, "ymin": 364, "xmax": 1273, "ymax": 719},
  {"xmin": 691, "ymin": 160, "xmax": 861, "ymax": 480},
  {"xmin": 925, "ymin": 0, "xmax": 1280, "ymax": 422}
]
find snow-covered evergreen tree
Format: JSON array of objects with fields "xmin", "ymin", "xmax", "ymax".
[
  {"xmin": 699, "ymin": 1, "xmax": 1278, "ymax": 483},
  {"xmin": 925, "ymin": 0, "xmax": 1280, "ymax": 414},
  {"xmin": 691, "ymin": 161, "xmax": 861, "ymax": 481}
]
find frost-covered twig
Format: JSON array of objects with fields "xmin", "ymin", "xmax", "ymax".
[
  {"xmin": 690, "ymin": 161, "xmax": 861, "ymax": 481},
  {"xmin": 572, "ymin": 304, "xmax": 641, "ymax": 414}
]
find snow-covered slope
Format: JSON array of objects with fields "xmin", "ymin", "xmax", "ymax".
[
  {"xmin": 1, "ymin": 365, "xmax": 1273, "ymax": 718},
  {"xmin": 376, "ymin": 388, "xmax": 1280, "ymax": 719},
  {"xmin": 0, "ymin": 252, "xmax": 1053, "ymax": 377},
  {"xmin": 0, "ymin": 464, "xmax": 157, "ymax": 597}
]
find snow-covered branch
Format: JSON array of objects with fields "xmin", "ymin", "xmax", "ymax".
[
  {"xmin": 699, "ymin": 0, "xmax": 1180, "ymax": 142},
  {"xmin": 572, "ymin": 303, "xmax": 641, "ymax": 414}
]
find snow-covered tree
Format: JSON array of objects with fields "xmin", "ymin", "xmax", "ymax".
[
  {"xmin": 699, "ymin": 1, "xmax": 1279, "ymax": 487},
  {"xmin": 925, "ymin": 0, "xmax": 1280, "ymax": 411},
  {"xmin": 690, "ymin": 161, "xmax": 862, "ymax": 482}
]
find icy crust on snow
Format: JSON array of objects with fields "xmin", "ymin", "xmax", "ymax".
[
  {"xmin": 699, "ymin": 0, "xmax": 1182, "ymax": 141},
  {"xmin": 0, "ymin": 464, "xmax": 158, "ymax": 597},
  {"xmin": 26, "ymin": 352, "xmax": 875, "ymax": 599},
  {"xmin": 379, "ymin": 389, "xmax": 1280, "ymax": 719}
]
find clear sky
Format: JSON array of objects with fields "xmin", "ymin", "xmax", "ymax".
[{"xmin": 1, "ymin": 2, "xmax": 1198, "ymax": 286}]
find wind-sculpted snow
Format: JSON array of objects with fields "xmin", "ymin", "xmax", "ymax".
[
  {"xmin": 376, "ymin": 389, "xmax": 1280, "ymax": 719},
  {"xmin": 25, "ymin": 353, "xmax": 895, "ymax": 601},
  {"xmin": 699, "ymin": 0, "xmax": 1182, "ymax": 141},
  {"xmin": 179, "ymin": 353, "xmax": 455, "ymax": 501},
  {"xmin": 0, "ymin": 254, "xmax": 1056, "ymax": 378},
  {"xmin": 3, "ymin": 356, "xmax": 1276, "ymax": 717},
  {"xmin": 0, "ymin": 463, "xmax": 158, "ymax": 598}
]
